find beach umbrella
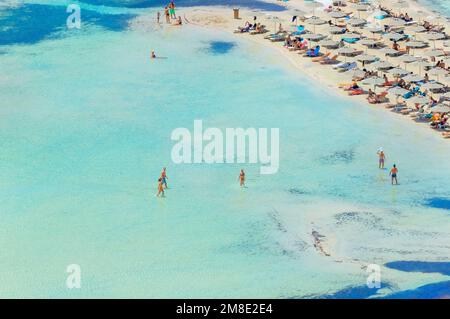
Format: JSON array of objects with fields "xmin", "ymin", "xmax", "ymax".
[
  {"xmin": 431, "ymin": 104, "xmax": 450, "ymax": 113},
  {"xmin": 407, "ymin": 25, "xmax": 426, "ymax": 33},
  {"xmin": 347, "ymin": 18, "xmax": 366, "ymax": 27},
  {"xmin": 349, "ymin": 69, "xmax": 366, "ymax": 79},
  {"xmin": 362, "ymin": 76, "xmax": 385, "ymax": 91},
  {"xmin": 306, "ymin": 17, "xmax": 326, "ymax": 33},
  {"xmin": 423, "ymin": 32, "xmax": 446, "ymax": 48},
  {"xmin": 372, "ymin": 61, "xmax": 393, "ymax": 70},
  {"xmin": 384, "ymin": 18, "xmax": 406, "ymax": 27},
  {"xmin": 357, "ymin": 54, "xmax": 377, "ymax": 63},
  {"xmin": 415, "ymin": 60, "xmax": 434, "ymax": 76},
  {"xmin": 304, "ymin": 0, "xmax": 324, "ymax": 16},
  {"xmin": 422, "ymin": 49, "xmax": 445, "ymax": 58},
  {"xmin": 388, "ymin": 68, "xmax": 410, "ymax": 77},
  {"xmin": 428, "ymin": 67, "xmax": 448, "ymax": 81},
  {"xmin": 421, "ymin": 82, "xmax": 444, "ymax": 90},
  {"xmin": 319, "ymin": 39, "xmax": 339, "ymax": 48},
  {"xmin": 359, "ymin": 39, "xmax": 377, "ymax": 46},
  {"xmin": 380, "ymin": 47, "xmax": 401, "ymax": 56},
  {"xmin": 443, "ymin": 40, "xmax": 450, "ymax": 47},
  {"xmin": 390, "ymin": 1, "xmax": 410, "ymax": 15},
  {"xmin": 366, "ymin": 25, "xmax": 384, "ymax": 34},
  {"xmin": 340, "ymin": 32, "xmax": 362, "ymax": 39},
  {"xmin": 397, "ymin": 55, "xmax": 418, "ymax": 63},
  {"xmin": 409, "ymin": 95, "xmax": 429, "ymax": 104},
  {"xmin": 403, "ymin": 74, "xmax": 424, "ymax": 83},
  {"xmin": 304, "ymin": 33, "xmax": 326, "ymax": 41},
  {"xmin": 388, "ymin": 86, "xmax": 409, "ymax": 96},
  {"xmin": 337, "ymin": 47, "xmax": 358, "ymax": 55},
  {"xmin": 329, "ymin": 11, "xmax": 348, "ymax": 19},
  {"xmin": 385, "ymin": 32, "xmax": 405, "ymax": 42},
  {"xmin": 444, "ymin": 91, "xmax": 450, "ymax": 98},
  {"xmin": 328, "ymin": 26, "xmax": 346, "ymax": 35},
  {"xmin": 406, "ymin": 41, "xmax": 427, "ymax": 48}
]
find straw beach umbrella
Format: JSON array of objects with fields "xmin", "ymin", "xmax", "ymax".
[
  {"xmin": 388, "ymin": 68, "xmax": 409, "ymax": 77},
  {"xmin": 319, "ymin": 39, "xmax": 340, "ymax": 49},
  {"xmin": 306, "ymin": 17, "xmax": 326, "ymax": 33},
  {"xmin": 266, "ymin": 15, "xmax": 281, "ymax": 33},
  {"xmin": 423, "ymin": 49, "xmax": 445, "ymax": 58},
  {"xmin": 328, "ymin": 26, "xmax": 346, "ymax": 34},
  {"xmin": 388, "ymin": 87, "xmax": 409, "ymax": 96},
  {"xmin": 423, "ymin": 32, "xmax": 446, "ymax": 48},
  {"xmin": 372, "ymin": 61, "xmax": 393, "ymax": 70},
  {"xmin": 428, "ymin": 67, "xmax": 448, "ymax": 81},
  {"xmin": 304, "ymin": 33, "xmax": 326, "ymax": 41},
  {"xmin": 357, "ymin": 54, "xmax": 377, "ymax": 64},
  {"xmin": 347, "ymin": 18, "xmax": 366, "ymax": 27},
  {"xmin": 403, "ymin": 74, "xmax": 424, "ymax": 83},
  {"xmin": 380, "ymin": 47, "xmax": 401, "ymax": 57},
  {"xmin": 407, "ymin": 25, "xmax": 426, "ymax": 34},
  {"xmin": 409, "ymin": 95, "xmax": 429, "ymax": 104},
  {"xmin": 421, "ymin": 82, "xmax": 444, "ymax": 90},
  {"xmin": 385, "ymin": 32, "xmax": 405, "ymax": 42},
  {"xmin": 337, "ymin": 47, "xmax": 358, "ymax": 61},
  {"xmin": 431, "ymin": 104, "xmax": 450, "ymax": 113},
  {"xmin": 397, "ymin": 55, "xmax": 418, "ymax": 70},
  {"xmin": 362, "ymin": 76, "xmax": 385, "ymax": 92},
  {"xmin": 329, "ymin": 11, "xmax": 348, "ymax": 20}
]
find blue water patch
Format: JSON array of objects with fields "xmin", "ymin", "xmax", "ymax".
[
  {"xmin": 424, "ymin": 198, "xmax": 450, "ymax": 210},
  {"xmin": 385, "ymin": 261, "xmax": 450, "ymax": 276},
  {"xmin": 207, "ymin": 41, "xmax": 236, "ymax": 55},
  {"xmin": 0, "ymin": 4, "xmax": 135, "ymax": 46},
  {"xmin": 78, "ymin": 0, "xmax": 286, "ymax": 11},
  {"xmin": 316, "ymin": 282, "xmax": 392, "ymax": 299},
  {"xmin": 382, "ymin": 280, "xmax": 450, "ymax": 299}
]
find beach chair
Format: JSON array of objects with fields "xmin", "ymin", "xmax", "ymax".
[
  {"xmin": 339, "ymin": 62, "xmax": 357, "ymax": 72},
  {"xmin": 312, "ymin": 52, "xmax": 330, "ymax": 62}
]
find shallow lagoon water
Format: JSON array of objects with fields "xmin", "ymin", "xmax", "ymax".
[{"xmin": 0, "ymin": 1, "xmax": 449, "ymax": 298}]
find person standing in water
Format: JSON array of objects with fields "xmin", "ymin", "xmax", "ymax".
[
  {"xmin": 169, "ymin": 1, "xmax": 176, "ymax": 19},
  {"xmin": 377, "ymin": 148, "xmax": 385, "ymax": 169},
  {"xmin": 389, "ymin": 164, "xmax": 398, "ymax": 185},
  {"xmin": 238, "ymin": 169, "xmax": 245, "ymax": 187},
  {"xmin": 164, "ymin": 6, "xmax": 170, "ymax": 23},
  {"xmin": 157, "ymin": 11, "xmax": 160, "ymax": 24},
  {"xmin": 156, "ymin": 178, "xmax": 165, "ymax": 197},
  {"xmin": 151, "ymin": 50, "xmax": 156, "ymax": 59},
  {"xmin": 161, "ymin": 167, "xmax": 168, "ymax": 189}
]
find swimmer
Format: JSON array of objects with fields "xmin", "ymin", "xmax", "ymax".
[
  {"xmin": 156, "ymin": 178, "xmax": 165, "ymax": 197},
  {"xmin": 389, "ymin": 164, "xmax": 398, "ymax": 185},
  {"xmin": 161, "ymin": 167, "xmax": 168, "ymax": 189},
  {"xmin": 238, "ymin": 169, "xmax": 245, "ymax": 187},
  {"xmin": 173, "ymin": 16, "xmax": 182, "ymax": 26},
  {"xmin": 377, "ymin": 148, "xmax": 385, "ymax": 169},
  {"xmin": 151, "ymin": 50, "xmax": 156, "ymax": 59}
]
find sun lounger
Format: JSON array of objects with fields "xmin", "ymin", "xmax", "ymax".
[
  {"xmin": 338, "ymin": 62, "xmax": 357, "ymax": 72},
  {"xmin": 312, "ymin": 52, "xmax": 330, "ymax": 62}
]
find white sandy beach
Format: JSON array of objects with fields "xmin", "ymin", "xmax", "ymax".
[{"xmin": 131, "ymin": 0, "xmax": 450, "ymax": 139}]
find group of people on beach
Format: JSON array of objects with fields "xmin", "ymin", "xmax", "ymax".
[{"xmin": 156, "ymin": 1, "xmax": 182, "ymax": 26}]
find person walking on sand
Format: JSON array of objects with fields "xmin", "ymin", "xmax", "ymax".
[
  {"xmin": 377, "ymin": 148, "xmax": 385, "ymax": 169},
  {"xmin": 169, "ymin": 1, "xmax": 176, "ymax": 19},
  {"xmin": 389, "ymin": 164, "xmax": 398, "ymax": 185},
  {"xmin": 164, "ymin": 6, "xmax": 170, "ymax": 23},
  {"xmin": 161, "ymin": 167, "xmax": 168, "ymax": 189},
  {"xmin": 156, "ymin": 178, "xmax": 165, "ymax": 197},
  {"xmin": 238, "ymin": 169, "xmax": 245, "ymax": 187}
]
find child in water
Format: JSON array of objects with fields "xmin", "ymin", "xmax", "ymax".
[
  {"xmin": 238, "ymin": 169, "xmax": 245, "ymax": 187},
  {"xmin": 156, "ymin": 178, "xmax": 165, "ymax": 197},
  {"xmin": 389, "ymin": 164, "xmax": 398, "ymax": 185}
]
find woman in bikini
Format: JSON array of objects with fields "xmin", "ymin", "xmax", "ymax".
[{"xmin": 238, "ymin": 169, "xmax": 245, "ymax": 187}]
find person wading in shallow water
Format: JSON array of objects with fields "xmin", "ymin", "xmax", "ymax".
[
  {"xmin": 160, "ymin": 167, "xmax": 168, "ymax": 189},
  {"xmin": 377, "ymin": 148, "xmax": 386, "ymax": 169},
  {"xmin": 164, "ymin": 6, "xmax": 170, "ymax": 23},
  {"xmin": 390, "ymin": 164, "xmax": 398, "ymax": 185},
  {"xmin": 238, "ymin": 169, "xmax": 246, "ymax": 187},
  {"xmin": 156, "ymin": 178, "xmax": 165, "ymax": 197}
]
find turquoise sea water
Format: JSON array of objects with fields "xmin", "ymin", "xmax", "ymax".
[{"xmin": 0, "ymin": 1, "xmax": 449, "ymax": 298}]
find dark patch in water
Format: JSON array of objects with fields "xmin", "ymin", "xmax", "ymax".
[
  {"xmin": 0, "ymin": 4, "xmax": 135, "ymax": 46},
  {"xmin": 385, "ymin": 261, "xmax": 450, "ymax": 276},
  {"xmin": 287, "ymin": 188, "xmax": 309, "ymax": 195},
  {"xmin": 424, "ymin": 198, "xmax": 450, "ymax": 210},
  {"xmin": 77, "ymin": 0, "xmax": 286, "ymax": 11},
  {"xmin": 206, "ymin": 41, "xmax": 236, "ymax": 55},
  {"xmin": 314, "ymin": 282, "xmax": 392, "ymax": 299},
  {"xmin": 320, "ymin": 149, "xmax": 355, "ymax": 164},
  {"xmin": 382, "ymin": 280, "xmax": 450, "ymax": 299}
]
